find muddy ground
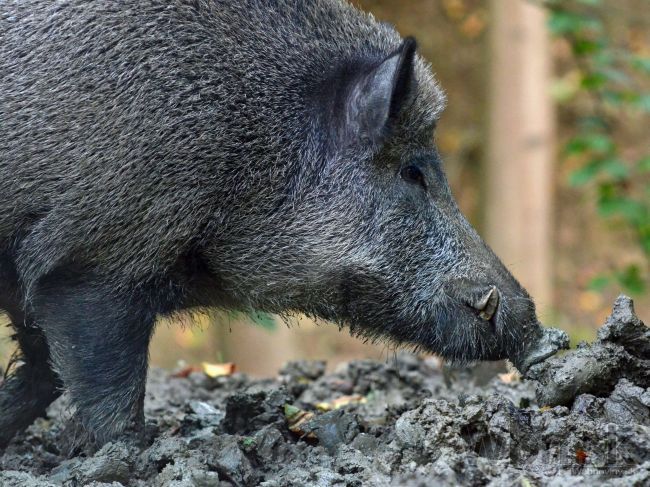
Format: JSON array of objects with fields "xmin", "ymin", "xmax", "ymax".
[{"xmin": 1, "ymin": 297, "xmax": 648, "ymax": 486}]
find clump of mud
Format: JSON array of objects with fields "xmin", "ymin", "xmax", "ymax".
[
  {"xmin": 1, "ymin": 297, "xmax": 648, "ymax": 486},
  {"xmin": 527, "ymin": 295, "xmax": 649, "ymax": 407}
]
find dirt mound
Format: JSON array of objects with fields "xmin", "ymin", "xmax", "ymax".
[
  {"xmin": 528, "ymin": 296, "xmax": 650, "ymax": 407},
  {"xmin": 1, "ymin": 299, "xmax": 648, "ymax": 486}
]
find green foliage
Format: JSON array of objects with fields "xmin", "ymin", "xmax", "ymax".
[
  {"xmin": 248, "ymin": 311, "xmax": 277, "ymax": 330},
  {"xmin": 241, "ymin": 437, "xmax": 256, "ymax": 450},
  {"xmin": 226, "ymin": 310, "xmax": 277, "ymax": 331},
  {"xmin": 544, "ymin": 0, "xmax": 650, "ymax": 295}
]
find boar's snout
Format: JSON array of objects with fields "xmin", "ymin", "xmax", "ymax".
[
  {"xmin": 441, "ymin": 276, "xmax": 570, "ymax": 372},
  {"xmin": 441, "ymin": 276, "xmax": 539, "ymax": 363}
]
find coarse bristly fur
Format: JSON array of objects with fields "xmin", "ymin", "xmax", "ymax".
[{"xmin": 1, "ymin": 0, "xmax": 543, "ymax": 450}]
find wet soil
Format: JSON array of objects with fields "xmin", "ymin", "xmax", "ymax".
[
  {"xmin": 527, "ymin": 296, "xmax": 649, "ymax": 407},
  {"xmin": 1, "ymin": 297, "xmax": 648, "ymax": 486}
]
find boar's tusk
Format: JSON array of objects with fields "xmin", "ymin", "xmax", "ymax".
[{"xmin": 477, "ymin": 286, "xmax": 499, "ymax": 321}]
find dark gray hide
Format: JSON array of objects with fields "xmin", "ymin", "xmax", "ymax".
[{"xmin": 0, "ymin": 0, "xmax": 562, "ymax": 449}]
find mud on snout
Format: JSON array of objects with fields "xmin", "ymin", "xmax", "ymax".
[{"xmin": 440, "ymin": 276, "xmax": 570, "ymax": 371}]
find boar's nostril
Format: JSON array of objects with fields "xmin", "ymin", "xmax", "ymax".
[{"xmin": 474, "ymin": 286, "xmax": 500, "ymax": 321}]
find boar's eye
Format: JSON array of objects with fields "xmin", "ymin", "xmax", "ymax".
[{"xmin": 400, "ymin": 165, "xmax": 426, "ymax": 188}]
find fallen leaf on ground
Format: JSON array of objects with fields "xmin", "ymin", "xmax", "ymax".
[
  {"xmin": 576, "ymin": 449, "xmax": 588, "ymax": 465},
  {"xmin": 171, "ymin": 365, "xmax": 202, "ymax": 378},
  {"xmin": 498, "ymin": 371, "xmax": 521, "ymax": 384},
  {"xmin": 202, "ymin": 362, "xmax": 236, "ymax": 377},
  {"xmin": 284, "ymin": 404, "xmax": 316, "ymax": 439},
  {"xmin": 315, "ymin": 394, "xmax": 367, "ymax": 411}
]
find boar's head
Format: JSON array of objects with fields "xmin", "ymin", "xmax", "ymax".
[{"xmin": 207, "ymin": 38, "xmax": 565, "ymax": 372}]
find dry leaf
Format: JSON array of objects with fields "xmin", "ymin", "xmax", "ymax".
[
  {"xmin": 171, "ymin": 365, "xmax": 202, "ymax": 378},
  {"xmin": 284, "ymin": 404, "xmax": 316, "ymax": 439},
  {"xmin": 202, "ymin": 361, "xmax": 236, "ymax": 377},
  {"xmin": 576, "ymin": 449, "xmax": 588, "ymax": 465},
  {"xmin": 498, "ymin": 371, "xmax": 520, "ymax": 384},
  {"xmin": 315, "ymin": 394, "xmax": 367, "ymax": 411}
]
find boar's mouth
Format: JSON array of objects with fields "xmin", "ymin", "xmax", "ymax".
[
  {"xmin": 510, "ymin": 324, "xmax": 570, "ymax": 373},
  {"xmin": 316, "ymin": 272, "xmax": 570, "ymax": 369},
  {"xmin": 344, "ymin": 302, "xmax": 508, "ymax": 365},
  {"xmin": 440, "ymin": 278, "xmax": 570, "ymax": 371}
]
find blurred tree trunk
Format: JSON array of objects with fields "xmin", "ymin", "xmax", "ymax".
[{"xmin": 486, "ymin": 0, "xmax": 555, "ymax": 311}]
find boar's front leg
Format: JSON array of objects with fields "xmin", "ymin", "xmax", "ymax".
[{"xmin": 32, "ymin": 270, "xmax": 157, "ymax": 450}]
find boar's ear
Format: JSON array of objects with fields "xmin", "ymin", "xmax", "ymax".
[{"xmin": 345, "ymin": 37, "xmax": 417, "ymax": 146}]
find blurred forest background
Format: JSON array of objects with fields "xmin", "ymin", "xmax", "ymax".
[{"xmin": 2, "ymin": 0, "xmax": 649, "ymax": 376}]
